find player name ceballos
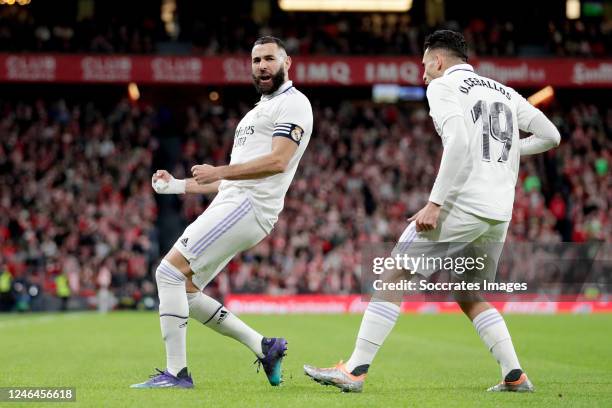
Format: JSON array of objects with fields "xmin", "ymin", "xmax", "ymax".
[
  {"xmin": 373, "ymin": 279, "xmax": 527, "ymax": 293},
  {"xmin": 458, "ymin": 77, "xmax": 511, "ymax": 100}
]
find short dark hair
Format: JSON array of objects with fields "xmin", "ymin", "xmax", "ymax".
[
  {"xmin": 424, "ymin": 30, "xmax": 468, "ymax": 62},
  {"xmin": 253, "ymin": 36, "xmax": 287, "ymax": 52}
]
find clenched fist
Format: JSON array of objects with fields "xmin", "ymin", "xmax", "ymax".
[
  {"xmin": 151, "ymin": 170, "xmax": 186, "ymax": 194},
  {"xmin": 191, "ymin": 164, "xmax": 222, "ymax": 185}
]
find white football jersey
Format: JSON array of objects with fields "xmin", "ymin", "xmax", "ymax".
[
  {"xmin": 427, "ymin": 64, "xmax": 541, "ymax": 221},
  {"xmin": 219, "ymin": 80, "xmax": 313, "ymax": 232}
]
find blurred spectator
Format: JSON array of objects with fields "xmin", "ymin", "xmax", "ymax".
[
  {"xmin": 54, "ymin": 272, "xmax": 70, "ymax": 311},
  {"xmin": 0, "ymin": 265, "xmax": 13, "ymax": 311},
  {"xmin": 97, "ymin": 261, "xmax": 114, "ymax": 313}
]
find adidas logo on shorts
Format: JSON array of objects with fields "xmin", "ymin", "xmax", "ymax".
[{"xmin": 180, "ymin": 238, "xmax": 189, "ymax": 247}]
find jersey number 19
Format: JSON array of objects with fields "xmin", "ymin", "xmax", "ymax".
[{"xmin": 471, "ymin": 100, "xmax": 514, "ymax": 163}]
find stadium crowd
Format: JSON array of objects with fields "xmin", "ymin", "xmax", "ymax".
[
  {"xmin": 0, "ymin": 95, "xmax": 609, "ymax": 310},
  {"xmin": 1, "ymin": 3, "xmax": 609, "ymax": 57},
  {"xmin": 0, "ymin": 99, "xmax": 159, "ymax": 311},
  {"xmin": 191, "ymin": 14, "xmax": 611, "ymax": 58}
]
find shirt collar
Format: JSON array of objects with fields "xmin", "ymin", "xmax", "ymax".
[
  {"xmin": 444, "ymin": 64, "xmax": 474, "ymax": 76},
  {"xmin": 259, "ymin": 80, "xmax": 293, "ymax": 102}
]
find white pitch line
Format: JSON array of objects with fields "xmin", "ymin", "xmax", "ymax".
[{"xmin": 0, "ymin": 312, "xmax": 90, "ymax": 329}]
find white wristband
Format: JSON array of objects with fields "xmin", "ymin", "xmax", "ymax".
[{"xmin": 152, "ymin": 177, "xmax": 186, "ymax": 194}]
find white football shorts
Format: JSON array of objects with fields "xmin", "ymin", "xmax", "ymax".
[
  {"xmin": 173, "ymin": 188, "xmax": 267, "ymax": 289},
  {"xmin": 392, "ymin": 203, "xmax": 509, "ymax": 278}
]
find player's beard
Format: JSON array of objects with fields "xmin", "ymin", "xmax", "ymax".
[{"xmin": 253, "ymin": 67, "xmax": 286, "ymax": 95}]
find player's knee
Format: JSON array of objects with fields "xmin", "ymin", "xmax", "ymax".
[
  {"xmin": 163, "ymin": 246, "xmax": 191, "ymax": 268},
  {"xmin": 155, "ymin": 259, "xmax": 187, "ymax": 286},
  {"xmin": 185, "ymin": 278, "xmax": 200, "ymax": 294}
]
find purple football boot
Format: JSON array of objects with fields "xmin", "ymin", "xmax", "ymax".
[
  {"xmin": 256, "ymin": 337, "xmax": 288, "ymax": 386},
  {"xmin": 130, "ymin": 368, "xmax": 194, "ymax": 389}
]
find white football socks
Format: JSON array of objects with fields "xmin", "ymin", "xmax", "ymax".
[
  {"xmin": 472, "ymin": 308, "xmax": 522, "ymax": 378},
  {"xmin": 187, "ymin": 291, "xmax": 264, "ymax": 358},
  {"xmin": 345, "ymin": 299, "xmax": 401, "ymax": 372},
  {"xmin": 155, "ymin": 260, "xmax": 189, "ymax": 376}
]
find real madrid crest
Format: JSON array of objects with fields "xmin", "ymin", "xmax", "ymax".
[{"xmin": 291, "ymin": 126, "xmax": 303, "ymax": 142}]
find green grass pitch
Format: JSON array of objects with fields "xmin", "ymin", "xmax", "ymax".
[{"xmin": 1, "ymin": 312, "xmax": 611, "ymax": 407}]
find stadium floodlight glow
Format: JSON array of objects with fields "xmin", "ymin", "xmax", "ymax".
[
  {"xmin": 566, "ymin": 0, "xmax": 580, "ymax": 19},
  {"xmin": 279, "ymin": 0, "xmax": 412, "ymax": 12},
  {"xmin": 527, "ymin": 86, "xmax": 554, "ymax": 106},
  {"xmin": 0, "ymin": 0, "xmax": 30, "ymax": 5},
  {"xmin": 128, "ymin": 82, "xmax": 140, "ymax": 101}
]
